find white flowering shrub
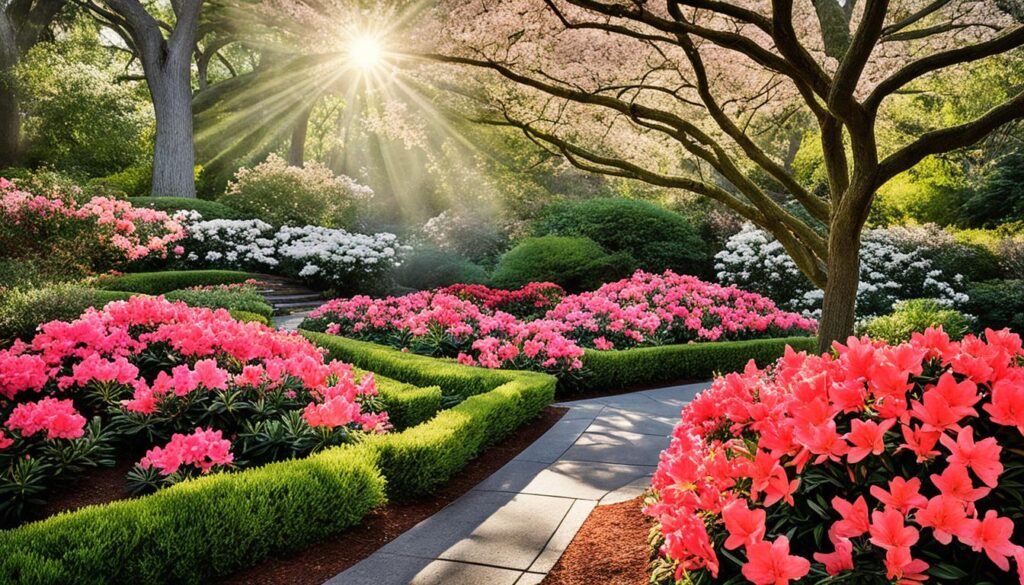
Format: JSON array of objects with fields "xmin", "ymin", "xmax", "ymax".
[
  {"xmin": 177, "ymin": 216, "xmax": 404, "ymax": 291},
  {"xmin": 274, "ymin": 225, "xmax": 404, "ymax": 290},
  {"xmin": 181, "ymin": 219, "xmax": 279, "ymax": 270},
  {"xmin": 715, "ymin": 224, "xmax": 968, "ymax": 319},
  {"xmin": 421, "ymin": 209, "xmax": 509, "ymax": 264}
]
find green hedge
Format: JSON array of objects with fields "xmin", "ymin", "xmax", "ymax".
[
  {"xmin": 0, "ymin": 446, "xmax": 385, "ymax": 584},
  {"xmin": 228, "ymin": 310, "xmax": 271, "ymax": 325},
  {"xmin": 363, "ymin": 369, "xmax": 443, "ymax": 430},
  {"xmin": 576, "ymin": 336, "xmax": 818, "ymax": 393},
  {"xmin": 129, "ymin": 196, "xmax": 251, "ymax": 220},
  {"xmin": 164, "ymin": 288, "xmax": 274, "ymax": 320},
  {"xmin": 92, "ymin": 270, "xmax": 258, "ymax": 295},
  {"xmin": 1, "ymin": 286, "xmax": 138, "ymax": 346},
  {"xmin": 303, "ymin": 331, "xmax": 556, "ymax": 498},
  {"xmin": 0, "ymin": 333, "xmax": 557, "ymax": 582}
]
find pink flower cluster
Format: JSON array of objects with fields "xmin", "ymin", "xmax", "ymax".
[
  {"xmin": 0, "ymin": 297, "xmax": 386, "ymax": 474},
  {"xmin": 646, "ymin": 327, "xmax": 1024, "ymax": 584},
  {"xmin": 309, "ymin": 291, "xmax": 584, "ymax": 374},
  {"xmin": 440, "ymin": 282, "xmax": 565, "ymax": 316},
  {"xmin": 140, "ymin": 427, "xmax": 233, "ymax": 475},
  {"xmin": 307, "ymin": 271, "xmax": 815, "ymax": 375},
  {"xmin": 0, "ymin": 177, "xmax": 186, "ymax": 266},
  {"xmin": 546, "ymin": 270, "xmax": 816, "ymax": 348}
]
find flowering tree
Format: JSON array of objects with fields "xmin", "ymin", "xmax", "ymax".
[{"xmin": 412, "ymin": 0, "xmax": 1024, "ymax": 350}]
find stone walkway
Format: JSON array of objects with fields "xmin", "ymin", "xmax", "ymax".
[
  {"xmin": 326, "ymin": 382, "xmax": 709, "ymax": 585},
  {"xmin": 254, "ymin": 275, "xmax": 321, "ymax": 330}
]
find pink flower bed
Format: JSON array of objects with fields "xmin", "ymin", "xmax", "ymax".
[
  {"xmin": 306, "ymin": 290, "xmax": 584, "ymax": 375},
  {"xmin": 0, "ymin": 296, "xmax": 386, "ymax": 521},
  {"xmin": 0, "ymin": 178, "xmax": 186, "ymax": 274},
  {"xmin": 645, "ymin": 327, "xmax": 1024, "ymax": 584},
  {"xmin": 546, "ymin": 271, "xmax": 816, "ymax": 348},
  {"xmin": 440, "ymin": 282, "xmax": 565, "ymax": 317},
  {"xmin": 303, "ymin": 271, "xmax": 815, "ymax": 375}
]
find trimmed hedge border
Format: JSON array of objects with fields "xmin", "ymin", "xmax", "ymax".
[
  {"xmin": 0, "ymin": 333, "xmax": 556, "ymax": 584},
  {"xmin": 576, "ymin": 336, "xmax": 817, "ymax": 393},
  {"xmin": 92, "ymin": 270, "xmax": 259, "ymax": 295}
]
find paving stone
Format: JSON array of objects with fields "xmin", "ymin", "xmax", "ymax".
[
  {"xmin": 561, "ymin": 429, "xmax": 672, "ymax": 466},
  {"xmin": 473, "ymin": 459, "xmax": 549, "ymax": 493},
  {"xmin": 599, "ymin": 475, "xmax": 653, "ymax": 505},
  {"xmin": 528, "ymin": 499, "xmax": 597, "ymax": 573},
  {"xmin": 516, "ymin": 572, "xmax": 547, "ymax": 585},
  {"xmin": 587, "ymin": 410, "xmax": 677, "ymax": 436},
  {"xmin": 272, "ymin": 312, "xmax": 310, "ymax": 331},
  {"xmin": 514, "ymin": 417, "xmax": 594, "ymax": 464},
  {"xmin": 382, "ymin": 491, "xmax": 574, "ymax": 570},
  {"xmin": 326, "ymin": 553, "xmax": 522, "ymax": 585},
  {"xmin": 640, "ymin": 382, "xmax": 709, "ymax": 408},
  {"xmin": 513, "ymin": 460, "xmax": 656, "ymax": 500}
]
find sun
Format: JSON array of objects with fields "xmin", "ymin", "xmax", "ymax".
[{"xmin": 349, "ymin": 34, "xmax": 384, "ymax": 69}]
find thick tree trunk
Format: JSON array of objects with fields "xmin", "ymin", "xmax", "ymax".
[
  {"xmin": 816, "ymin": 221, "xmax": 861, "ymax": 352},
  {"xmin": 287, "ymin": 105, "xmax": 312, "ymax": 166},
  {"xmin": 0, "ymin": 71, "xmax": 19, "ymax": 167},
  {"xmin": 149, "ymin": 69, "xmax": 196, "ymax": 197}
]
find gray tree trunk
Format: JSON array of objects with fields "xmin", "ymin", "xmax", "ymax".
[
  {"xmin": 149, "ymin": 62, "xmax": 196, "ymax": 197},
  {"xmin": 288, "ymin": 105, "xmax": 313, "ymax": 166},
  {"xmin": 104, "ymin": 0, "xmax": 203, "ymax": 198}
]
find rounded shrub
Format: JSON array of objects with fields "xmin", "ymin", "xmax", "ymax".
[
  {"xmin": 858, "ymin": 298, "xmax": 971, "ymax": 344},
  {"xmin": 0, "ymin": 284, "xmax": 135, "ymax": 345},
  {"xmin": 392, "ymin": 246, "xmax": 488, "ymax": 290},
  {"xmin": 218, "ymin": 154, "xmax": 373, "ymax": 228},
  {"xmin": 130, "ymin": 197, "xmax": 250, "ymax": 221},
  {"xmin": 964, "ymin": 279, "xmax": 1024, "ymax": 333},
  {"xmin": 532, "ymin": 197, "xmax": 709, "ymax": 276},
  {"xmin": 490, "ymin": 236, "xmax": 636, "ymax": 292}
]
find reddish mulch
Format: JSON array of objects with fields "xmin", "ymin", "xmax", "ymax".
[
  {"xmin": 218, "ymin": 405, "xmax": 568, "ymax": 585},
  {"xmin": 541, "ymin": 496, "xmax": 653, "ymax": 585}
]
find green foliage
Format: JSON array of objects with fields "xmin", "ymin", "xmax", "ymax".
[
  {"xmin": 89, "ymin": 166, "xmax": 153, "ymax": 198},
  {"xmin": 15, "ymin": 30, "xmax": 150, "ymax": 177},
  {"xmin": 964, "ymin": 279, "xmax": 1024, "ymax": 333},
  {"xmin": 368, "ymin": 372, "xmax": 443, "ymax": 430},
  {"xmin": 859, "ymin": 299, "xmax": 971, "ymax": 344},
  {"xmin": 532, "ymin": 197, "xmax": 710, "ymax": 276},
  {"xmin": 869, "ymin": 170, "xmax": 965, "ymax": 227},
  {"xmin": 884, "ymin": 224, "xmax": 1004, "ymax": 283},
  {"xmin": 0, "ymin": 258, "xmax": 80, "ymax": 290},
  {"xmin": 491, "ymin": 236, "xmax": 636, "ymax": 292},
  {"xmin": 0, "ymin": 446, "xmax": 386, "ymax": 584},
  {"xmin": 164, "ymin": 286, "xmax": 273, "ymax": 319},
  {"xmin": 961, "ymin": 151, "xmax": 1024, "ymax": 227},
  {"xmin": 420, "ymin": 208, "xmax": 511, "ymax": 266},
  {"xmin": 302, "ymin": 333, "xmax": 555, "ymax": 499},
  {"xmin": 574, "ymin": 337, "xmax": 817, "ymax": 394},
  {"xmin": 92, "ymin": 270, "xmax": 258, "ymax": 295},
  {"xmin": 129, "ymin": 196, "xmax": 250, "ymax": 220},
  {"xmin": 0, "ymin": 285, "xmax": 135, "ymax": 345},
  {"xmin": 228, "ymin": 310, "xmax": 271, "ymax": 325},
  {"xmin": 392, "ymin": 246, "xmax": 488, "ymax": 290},
  {"xmin": 218, "ymin": 154, "xmax": 372, "ymax": 228}
]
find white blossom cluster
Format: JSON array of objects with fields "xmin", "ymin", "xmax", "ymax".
[
  {"xmin": 715, "ymin": 224, "xmax": 969, "ymax": 319},
  {"xmin": 274, "ymin": 225, "xmax": 405, "ymax": 284},
  {"xmin": 177, "ymin": 215, "xmax": 403, "ymax": 288}
]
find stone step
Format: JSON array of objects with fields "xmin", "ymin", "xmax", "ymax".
[
  {"xmin": 263, "ymin": 293, "xmax": 324, "ymax": 302},
  {"xmin": 273, "ymin": 300, "xmax": 325, "ymax": 310}
]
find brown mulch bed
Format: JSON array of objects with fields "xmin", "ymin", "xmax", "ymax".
[
  {"xmin": 542, "ymin": 495, "xmax": 653, "ymax": 585},
  {"xmin": 30, "ymin": 460, "xmax": 135, "ymax": 522},
  {"xmin": 218, "ymin": 405, "xmax": 568, "ymax": 585}
]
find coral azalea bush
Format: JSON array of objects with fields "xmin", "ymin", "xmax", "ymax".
[
  {"xmin": 0, "ymin": 296, "xmax": 386, "ymax": 523},
  {"xmin": 646, "ymin": 327, "xmax": 1024, "ymax": 584},
  {"xmin": 303, "ymin": 271, "xmax": 815, "ymax": 377}
]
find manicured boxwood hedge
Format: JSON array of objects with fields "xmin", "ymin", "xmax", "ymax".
[
  {"xmin": 92, "ymin": 270, "xmax": 259, "ymax": 295},
  {"xmin": 0, "ymin": 446, "xmax": 385, "ymax": 584},
  {"xmin": 228, "ymin": 309, "xmax": 271, "ymax": 325},
  {"xmin": 575, "ymin": 336, "xmax": 818, "ymax": 393},
  {"xmin": 305, "ymin": 332, "xmax": 556, "ymax": 498},
  {"xmin": 0, "ymin": 333, "xmax": 557, "ymax": 583}
]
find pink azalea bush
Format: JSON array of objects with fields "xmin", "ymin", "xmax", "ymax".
[
  {"xmin": 304, "ymin": 271, "xmax": 814, "ymax": 377},
  {"xmin": 646, "ymin": 327, "xmax": 1024, "ymax": 584},
  {"xmin": 546, "ymin": 271, "xmax": 816, "ymax": 349},
  {"xmin": 0, "ymin": 296, "xmax": 386, "ymax": 522},
  {"xmin": 304, "ymin": 290, "xmax": 584, "ymax": 375},
  {"xmin": 440, "ymin": 282, "xmax": 566, "ymax": 318},
  {"xmin": 0, "ymin": 178, "xmax": 186, "ymax": 275}
]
